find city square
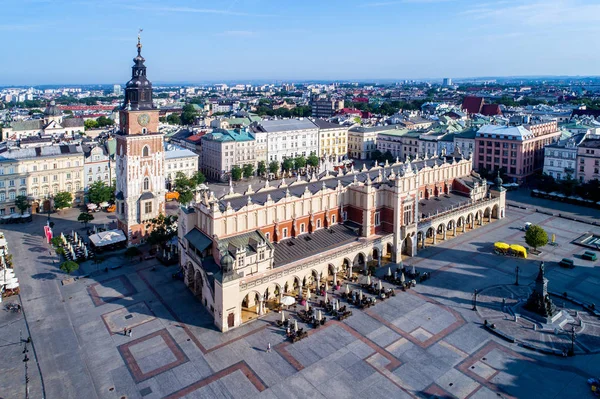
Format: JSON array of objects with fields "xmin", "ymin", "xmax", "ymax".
[{"xmin": 2, "ymin": 194, "xmax": 599, "ymax": 399}]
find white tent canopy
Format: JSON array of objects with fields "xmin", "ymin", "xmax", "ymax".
[{"xmin": 89, "ymin": 229, "xmax": 126, "ymax": 247}]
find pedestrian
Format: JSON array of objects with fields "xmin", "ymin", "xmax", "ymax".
[
  {"xmin": 266, "ymin": 343, "xmax": 271, "ymax": 353},
  {"xmin": 123, "ymin": 328, "xmax": 127, "ymax": 336},
  {"xmin": 128, "ymin": 329, "xmax": 132, "ymax": 337}
]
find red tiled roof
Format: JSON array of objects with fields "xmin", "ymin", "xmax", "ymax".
[
  {"xmin": 187, "ymin": 132, "xmax": 207, "ymax": 142},
  {"xmin": 59, "ymin": 105, "xmax": 116, "ymax": 111},
  {"xmin": 481, "ymin": 104, "xmax": 502, "ymax": 116},
  {"xmin": 338, "ymin": 108, "xmax": 362, "ymax": 115},
  {"xmin": 461, "ymin": 96, "xmax": 484, "ymax": 114},
  {"xmin": 354, "ymin": 97, "xmax": 369, "ymax": 103}
]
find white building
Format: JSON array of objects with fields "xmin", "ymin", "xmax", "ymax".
[
  {"xmin": 201, "ymin": 129, "xmax": 256, "ymax": 181},
  {"xmin": 348, "ymin": 126, "xmax": 380, "ymax": 160},
  {"xmin": 84, "ymin": 143, "xmax": 114, "ymax": 188},
  {"xmin": 250, "ymin": 119, "xmax": 319, "ymax": 162},
  {"xmin": 165, "ymin": 147, "xmax": 199, "ymax": 184},
  {"xmin": 543, "ymin": 133, "xmax": 586, "ymax": 180}
]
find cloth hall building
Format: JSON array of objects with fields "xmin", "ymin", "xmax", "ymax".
[{"xmin": 178, "ymin": 153, "xmax": 507, "ymax": 332}]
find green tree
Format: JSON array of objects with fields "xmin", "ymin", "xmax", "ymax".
[
  {"xmin": 257, "ymin": 161, "xmax": 267, "ymax": 177},
  {"xmin": 269, "ymin": 161, "xmax": 279, "ymax": 175},
  {"xmin": 87, "ymin": 180, "xmax": 112, "ymax": 204},
  {"xmin": 84, "ymin": 119, "xmax": 98, "ymax": 130},
  {"xmin": 191, "ymin": 171, "xmax": 206, "ymax": 186},
  {"xmin": 166, "ymin": 113, "xmax": 181, "ymax": 125},
  {"xmin": 96, "ymin": 116, "xmax": 115, "ymax": 127},
  {"xmin": 14, "ymin": 195, "xmax": 29, "ymax": 214},
  {"xmin": 53, "ymin": 191, "xmax": 73, "ymax": 210},
  {"xmin": 77, "ymin": 212, "xmax": 94, "ymax": 228},
  {"xmin": 307, "ymin": 154, "xmax": 319, "ymax": 168},
  {"xmin": 50, "ymin": 237, "xmax": 62, "ymax": 248},
  {"xmin": 173, "ymin": 172, "xmax": 194, "ymax": 205},
  {"xmin": 371, "ymin": 150, "xmax": 383, "ymax": 162},
  {"xmin": 282, "ymin": 158, "xmax": 294, "ymax": 172},
  {"xmin": 146, "ymin": 214, "xmax": 178, "ymax": 249},
  {"xmin": 231, "ymin": 165, "xmax": 243, "ymax": 181},
  {"xmin": 243, "ymin": 164, "xmax": 254, "ymax": 178},
  {"xmin": 294, "ymin": 156, "xmax": 306, "ymax": 170},
  {"xmin": 525, "ymin": 225, "xmax": 549, "ymax": 251},
  {"xmin": 60, "ymin": 260, "xmax": 79, "ymax": 275},
  {"xmin": 180, "ymin": 104, "xmax": 198, "ymax": 125}
]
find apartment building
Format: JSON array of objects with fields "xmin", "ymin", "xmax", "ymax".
[
  {"xmin": 312, "ymin": 119, "xmax": 348, "ymax": 158},
  {"xmin": 165, "ymin": 148, "xmax": 199, "ymax": 182},
  {"xmin": 576, "ymin": 138, "xmax": 600, "ymax": 183},
  {"xmin": 474, "ymin": 121, "xmax": 561, "ymax": 182},
  {"xmin": 84, "ymin": 143, "xmax": 114, "ymax": 187},
  {"xmin": 201, "ymin": 128, "xmax": 256, "ymax": 181},
  {"xmin": 0, "ymin": 145, "xmax": 85, "ymax": 214},
  {"xmin": 348, "ymin": 126, "xmax": 380, "ymax": 160},
  {"xmin": 542, "ymin": 134, "xmax": 585, "ymax": 181},
  {"xmin": 310, "ymin": 95, "xmax": 344, "ymax": 119},
  {"xmin": 250, "ymin": 119, "xmax": 319, "ymax": 162}
]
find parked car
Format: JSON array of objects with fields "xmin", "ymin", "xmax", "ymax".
[
  {"xmin": 559, "ymin": 258, "xmax": 575, "ymax": 268},
  {"xmin": 582, "ymin": 251, "xmax": 598, "ymax": 261}
]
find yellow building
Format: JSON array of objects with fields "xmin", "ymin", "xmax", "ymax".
[
  {"xmin": 0, "ymin": 145, "xmax": 85, "ymax": 214},
  {"xmin": 313, "ymin": 119, "xmax": 348, "ymax": 158}
]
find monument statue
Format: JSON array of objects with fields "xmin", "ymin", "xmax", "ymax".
[{"xmin": 524, "ymin": 261, "xmax": 557, "ymax": 318}]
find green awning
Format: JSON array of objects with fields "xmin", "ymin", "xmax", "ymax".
[{"xmin": 185, "ymin": 228, "xmax": 212, "ymax": 252}]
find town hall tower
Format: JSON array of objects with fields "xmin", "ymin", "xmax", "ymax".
[{"xmin": 115, "ymin": 34, "xmax": 165, "ymax": 244}]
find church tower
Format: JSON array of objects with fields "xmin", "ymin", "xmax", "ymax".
[{"xmin": 115, "ymin": 34, "xmax": 165, "ymax": 245}]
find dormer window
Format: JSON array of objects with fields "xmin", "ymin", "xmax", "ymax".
[{"xmin": 143, "ymin": 177, "xmax": 149, "ymax": 191}]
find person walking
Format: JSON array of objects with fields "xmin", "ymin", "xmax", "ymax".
[
  {"xmin": 266, "ymin": 343, "xmax": 271, "ymax": 353},
  {"xmin": 123, "ymin": 328, "xmax": 127, "ymax": 336},
  {"xmin": 128, "ymin": 329, "xmax": 132, "ymax": 337}
]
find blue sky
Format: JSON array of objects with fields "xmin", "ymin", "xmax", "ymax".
[{"xmin": 2, "ymin": 0, "xmax": 600, "ymax": 85}]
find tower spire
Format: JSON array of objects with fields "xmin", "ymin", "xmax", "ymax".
[{"xmin": 137, "ymin": 28, "xmax": 143, "ymax": 56}]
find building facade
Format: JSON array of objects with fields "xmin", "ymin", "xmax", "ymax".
[
  {"xmin": 84, "ymin": 143, "xmax": 114, "ymax": 188},
  {"xmin": 165, "ymin": 148, "xmax": 199, "ymax": 184},
  {"xmin": 200, "ymin": 129, "xmax": 256, "ymax": 181},
  {"xmin": 3, "ymin": 101, "xmax": 85, "ymax": 140},
  {"xmin": 348, "ymin": 126, "xmax": 379, "ymax": 160},
  {"xmin": 474, "ymin": 121, "xmax": 561, "ymax": 182},
  {"xmin": 313, "ymin": 119, "xmax": 348, "ymax": 159},
  {"xmin": 178, "ymin": 154, "xmax": 506, "ymax": 331},
  {"xmin": 576, "ymin": 138, "xmax": 600, "ymax": 183},
  {"xmin": 0, "ymin": 145, "xmax": 85, "ymax": 214},
  {"xmin": 311, "ymin": 95, "xmax": 343, "ymax": 119},
  {"xmin": 542, "ymin": 134, "xmax": 584, "ymax": 181},
  {"xmin": 251, "ymin": 119, "xmax": 319, "ymax": 163},
  {"xmin": 115, "ymin": 37, "xmax": 166, "ymax": 244}
]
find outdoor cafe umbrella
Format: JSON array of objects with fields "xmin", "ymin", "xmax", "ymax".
[
  {"xmin": 281, "ymin": 311, "xmax": 286, "ymax": 323},
  {"xmin": 84, "ymin": 246, "xmax": 88, "ymax": 258},
  {"xmin": 0, "ymin": 277, "xmax": 17, "ymax": 285},
  {"xmin": 367, "ymin": 275, "xmax": 371, "ymax": 285},
  {"xmin": 401, "ymin": 273, "xmax": 405, "ymax": 284},
  {"xmin": 387, "ymin": 267, "xmax": 392, "ymax": 277},
  {"xmin": 71, "ymin": 230, "xmax": 74, "ymax": 238},
  {"xmin": 74, "ymin": 232, "xmax": 78, "ymax": 242},
  {"xmin": 399, "ymin": 260, "xmax": 403, "ymax": 269},
  {"xmin": 305, "ymin": 300, "xmax": 309, "ymax": 312},
  {"xmin": 359, "ymin": 290, "xmax": 363, "ymax": 301},
  {"xmin": 5, "ymin": 281, "xmax": 19, "ymax": 290},
  {"xmin": 345, "ymin": 284, "xmax": 350, "ymax": 294},
  {"xmin": 281, "ymin": 296, "xmax": 296, "ymax": 306},
  {"xmin": 294, "ymin": 320, "xmax": 298, "ymax": 333},
  {"xmin": 317, "ymin": 310, "xmax": 322, "ymax": 321},
  {"xmin": 394, "ymin": 271, "xmax": 398, "ymax": 280},
  {"xmin": 378, "ymin": 280, "xmax": 383, "ymax": 291},
  {"xmin": 306, "ymin": 289, "xmax": 311, "ymax": 301},
  {"xmin": 324, "ymin": 281, "xmax": 328, "ymax": 292},
  {"xmin": 324, "ymin": 291, "xmax": 328, "ymax": 303},
  {"xmin": 411, "ymin": 264, "xmax": 416, "ymax": 275}
]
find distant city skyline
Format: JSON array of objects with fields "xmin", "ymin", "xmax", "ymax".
[{"xmin": 3, "ymin": 0, "xmax": 600, "ymax": 85}]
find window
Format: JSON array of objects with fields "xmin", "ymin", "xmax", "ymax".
[
  {"xmin": 0, "ymin": 193, "xmax": 5, "ymax": 201},
  {"xmin": 374, "ymin": 212, "xmax": 381, "ymax": 227},
  {"xmin": 404, "ymin": 205, "xmax": 412, "ymax": 224},
  {"xmin": 53, "ymin": 175, "xmax": 58, "ymax": 181},
  {"xmin": 8, "ymin": 180, "xmax": 14, "ymax": 187},
  {"xmin": 332, "ymin": 215, "xmax": 336, "ymax": 224},
  {"xmin": 20, "ymin": 178, "xmax": 25, "ymax": 186},
  {"xmin": 142, "ymin": 146, "xmax": 150, "ymax": 157},
  {"xmin": 33, "ymin": 177, "xmax": 38, "ymax": 183},
  {"xmin": 66, "ymin": 173, "xmax": 71, "ymax": 179},
  {"xmin": 9, "ymin": 207, "xmax": 15, "ymax": 214},
  {"xmin": 283, "ymin": 228, "xmax": 288, "ymax": 238},
  {"xmin": 9, "ymin": 192, "xmax": 15, "ymax": 200},
  {"xmin": 300, "ymin": 223, "xmax": 305, "ymax": 233},
  {"xmin": 143, "ymin": 177, "xmax": 149, "ymax": 191},
  {"xmin": 144, "ymin": 201, "xmax": 152, "ymax": 214},
  {"xmin": 317, "ymin": 219, "xmax": 321, "ymax": 229},
  {"xmin": 265, "ymin": 232, "xmax": 270, "ymax": 241}
]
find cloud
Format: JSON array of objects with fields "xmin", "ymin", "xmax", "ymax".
[
  {"xmin": 362, "ymin": 0, "xmax": 452, "ymax": 6},
  {"xmin": 121, "ymin": 4, "xmax": 274, "ymax": 17}
]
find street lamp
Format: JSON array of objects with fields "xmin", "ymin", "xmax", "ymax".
[
  {"xmin": 472, "ymin": 289, "xmax": 478, "ymax": 311},
  {"xmin": 515, "ymin": 265, "xmax": 520, "ymax": 286},
  {"xmin": 568, "ymin": 325, "xmax": 577, "ymax": 356}
]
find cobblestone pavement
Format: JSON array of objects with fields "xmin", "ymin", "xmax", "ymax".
[{"xmin": 2, "ymin": 203, "xmax": 600, "ymax": 399}]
